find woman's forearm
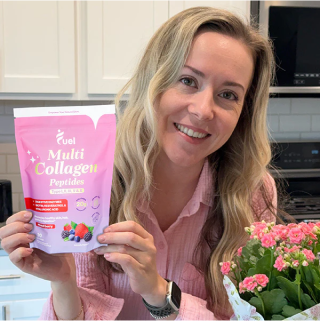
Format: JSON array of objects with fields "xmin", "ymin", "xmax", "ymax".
[{"xmin": 51, "ymin": 280, "xmax": 83, "ymax": 320}]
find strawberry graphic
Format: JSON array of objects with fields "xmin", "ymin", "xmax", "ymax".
[
  {"xmin": 64, "ymin": 224, "xmax": 71, "ymax": 231},
  {"xmin": 75, "ymin": 223, "xmax": 89, "ymax": 239}
]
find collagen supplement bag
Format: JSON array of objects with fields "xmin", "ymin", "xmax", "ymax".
[{"xmin": 14, "ymin": 105, "xmax": 116, "ymax": 254}]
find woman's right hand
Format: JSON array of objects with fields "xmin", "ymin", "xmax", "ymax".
[{"xmin": 0, "ymin": 211, "xmax": 76, "ymax": 284}]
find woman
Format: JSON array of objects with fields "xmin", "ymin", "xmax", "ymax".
[{"xmin": 0, "ymin": 6, "xmax": 280, "ymax": 320}]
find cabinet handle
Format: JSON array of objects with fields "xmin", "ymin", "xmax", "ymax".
[
  {"xmin": 2, "ymin": 306, "xmax": 6, "ymax": 320},
  {"xmin": 0, "ymin": 274, "xmax": 22, "ymax": 280}
]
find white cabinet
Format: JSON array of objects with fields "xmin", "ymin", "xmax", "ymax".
[
  {"xmin": 0, "ymin": 299, "xmax": 47, "ymax": 320},
  {"xmin": 169, "ymin": 1, "xmax": 250, "ymax": 19},
  {"xmin": 86, "ymin": 1, "xmax": 168, "ymax": 94},
  {"xmin": 0, "ymin": 255, "xmax": 51, "ymax": 320},
  {"xmin": 0, "ymin": 1, "xmax": 75, "ymax": 94}
]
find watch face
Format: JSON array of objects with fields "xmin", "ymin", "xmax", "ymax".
[{"xmin": 171, "ymin": 282, "xmax": 182, "ymax": 309}]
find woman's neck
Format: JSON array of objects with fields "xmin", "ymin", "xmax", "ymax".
[{"xmin": 150, "ymin": 152, "xmax": 205, "ymax": 231}]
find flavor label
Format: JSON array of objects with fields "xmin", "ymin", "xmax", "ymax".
[{"xmin": 25, "ymin": 197, "xmax": 68, "ymax": 212}]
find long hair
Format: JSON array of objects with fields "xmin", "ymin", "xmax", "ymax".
[{"xmin": 98, "ymin": 6, "xmax": 284, "ymax": 318}]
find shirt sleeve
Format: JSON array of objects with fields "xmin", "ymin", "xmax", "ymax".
[
  {"xmin": 39, "ymin": 251, "xmax": 124, "ymax": 320},
  {"xmin": 251, "ymin": 172, "xmax": 278, "ymax": 223}
]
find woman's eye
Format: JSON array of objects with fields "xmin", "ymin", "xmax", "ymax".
[
  {"xmin": 219, "ymin": 91, "xmax": 238, "ymax": 101},
  {"xmin": 180, "ymin": 77, "xmax": 196, "ymax": 87}
]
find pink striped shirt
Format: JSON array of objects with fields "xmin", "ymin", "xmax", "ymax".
[{"xmin": 40, "ymin": 160, "xmax": 277, "ymax": 320}]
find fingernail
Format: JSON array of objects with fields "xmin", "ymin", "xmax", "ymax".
[
  {"xmin": 27, "ymin": 248, "xmax": 33, "ymax": 253},
  {"xmin": 104, "ymin": 227, "xmax": 111, "ymax": 233},
  {"xmin": 24, "ymin": 212, "xmax": 32, "ymax": 219},
  {"xmin": 24, "ymin": 224, "xmax": 32, "ymax": 231},
  {"xmin": 98, "ymin": 235, "xmax": 105, "ymax": 242},
  {"xmin": 104, "ymin": 253, "xmax": 110, "ymax": 259},
  {"xmin": 94, "ymin": 248, "xmax": 101, "ymax": 253},
  {"xmin": 27, "ymin": 234, "xmax": 35, "ymax": 241}
]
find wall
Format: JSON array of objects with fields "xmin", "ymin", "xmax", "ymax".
[{"xmin": 0, "ymin": 98, "xmax": 319, "ymax": 213}]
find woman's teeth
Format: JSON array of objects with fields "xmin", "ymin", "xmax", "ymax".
[{"xmin": 174, "ymin": 123, "xmax": 208, "ymax": 138}]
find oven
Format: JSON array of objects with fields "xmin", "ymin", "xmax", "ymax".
[{"xmin": 271, "ymin": 142, "xmax": 320, "ymax": 222}]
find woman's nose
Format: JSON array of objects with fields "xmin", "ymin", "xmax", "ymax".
[{"xmin": 187, "ymin": 89, "xmax": 215, "ymax": 121}]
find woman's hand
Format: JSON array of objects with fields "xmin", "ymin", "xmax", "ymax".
[
  {"xmin": 0, "ymin": 211, "xmax": 76, "ymax": 284},
  {"xmin": 94, "ymin": 221, "xmax": 168, "ymax": 307}
]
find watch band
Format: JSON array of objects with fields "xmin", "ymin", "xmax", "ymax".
[{"xmin": 142, "ymin": 279, "xmax": 181, "ymax": 319}]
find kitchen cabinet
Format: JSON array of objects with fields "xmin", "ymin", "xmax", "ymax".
[
  {"xmin": 169, "ymin": 1, "xmax": 250, "ymax": 18},
  {"xmin": 0, "ymin": 0, "xmax": 250, "ymax": 99},
  {"xmin": 0, "ymin": 299, "xmax": 47, "ymax": 320},
  {"xmin": 0, "ymin": 1, "xmax": 75, "ymax": 94},
  {"xmin": 0, "ymin": 255, "xmax": 50, "ymax": 320}
]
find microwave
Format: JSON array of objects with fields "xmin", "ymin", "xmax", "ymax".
[{"xmin": 259, "ymin": 1, "xmax": 320, "ymax": 94}]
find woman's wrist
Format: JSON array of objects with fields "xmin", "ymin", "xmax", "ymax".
[
  {"xmin": 141, "ymin": 277, "xmax": 168, "ymax": 307},
  {"xmin": 51, "ymin": 280, "xmax": 82, "ymax": 320}
]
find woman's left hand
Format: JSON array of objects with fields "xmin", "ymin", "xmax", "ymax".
[{"xmin": 94, "ymin": 221, "xmax": 168, "ymax": 306}]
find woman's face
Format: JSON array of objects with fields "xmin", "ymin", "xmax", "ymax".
[{"xmin": 155, "ymin": 31, "xmax": 255, "ymax": 169}]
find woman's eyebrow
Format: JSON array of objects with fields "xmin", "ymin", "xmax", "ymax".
[
  {"xmin": 184, "ymin": 65, "xmax": 245, "ymax": 93},
  {"xmin": 184, "ymin": 65, "xmax": 205, "ymax": 78}
]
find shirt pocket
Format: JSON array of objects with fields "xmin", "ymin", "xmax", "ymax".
[{"xmin": 179, "ymin": 262, "xmax": 207, "ymax": 300}]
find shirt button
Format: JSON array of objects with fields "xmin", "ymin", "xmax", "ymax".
[{"xmin": 158, "ymin": 242, "xmax": 165, "ymax": 250}]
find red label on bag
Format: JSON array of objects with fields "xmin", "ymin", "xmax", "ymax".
[
  {"xmin": 25, "ymin": 198, "xmax": 68, "ymax": 212},
  {"xmin": 36, "ymin": 222, "xmax": 56, "ymax": 229}
]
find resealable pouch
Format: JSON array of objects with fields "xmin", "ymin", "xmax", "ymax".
[{"xmin": 14, "ymin": 105, "xmax": 116, "ymax": 254}]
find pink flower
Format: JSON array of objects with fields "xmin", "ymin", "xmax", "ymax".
[
  {"xmin": 255, "ymin": 274, "xmax": 269, "ymax": 287},
  {"xmin": 288, "ymin": 228, "xmax": 305, "ymax": 244},
  {"xmin": 261, "ymin": 233, "xmax": 276, "ymax": 248},
  {"xmin": 239, "ymin": 282, "xmax": 245, "ymax": 293},
  {"xmin": 272, "ymin": 225, "xmax": 290, "ymax": 241},
  {"xmin": 237, "ymin": 247, "xmax": 243, "ymax": 256},
  {"xmin": 242, "ymin": 277, "xmax": 258, "ymax": 292},
  {"xmin": 220, "ymin": 262, "xmax": 231, "ymax": 275},
  {"xmin": 284, "ymin": 245, "xmax": 301, "ymax": 253},
  {"xmin": 274, "ymin": 255, "xmax": 287, "ymax": 272},
  {"xmin": 292, "ymin": 260, "xmax": 300, "ymax": 267},
  {"xmin": 302, "ymin": 249, "xmax": 316, "ymax": 262}
]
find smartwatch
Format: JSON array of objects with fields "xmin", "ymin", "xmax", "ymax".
[{"xmin": 142, "ymin": 279, "xmax": 181, "ymax": 319}]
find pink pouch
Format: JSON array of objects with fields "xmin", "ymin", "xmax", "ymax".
[{"xmin": 14, "ymin": 105, "xmax": 116, "ymax": 254}]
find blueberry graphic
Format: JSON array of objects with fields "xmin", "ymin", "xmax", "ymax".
[
  {"xmin": 69, "ymin": 234, "xmax": 75, "ymax": 241},
  {"xmin": 74, "ymin": 236, "xmax": 80, "ymax": 242},
  {"xmin": 70, "ymin": 229, "xmax": 75, "ymax": 235},
  {"xmin": 61, "ymin": 230, "xmax": 70, "ymax": 239},
  {"xmin": 84, "ymin": 232, "xmax": 93, "ymax": 242}
]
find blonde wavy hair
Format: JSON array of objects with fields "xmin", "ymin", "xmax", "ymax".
[{"xmin": 99, "ymin": 6, "xmax": 281, "ymax": 318}]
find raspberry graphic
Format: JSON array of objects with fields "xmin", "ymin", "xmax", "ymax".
[
  {"xmin": 64, "ymin": 224, "xmax": 71, "ymax": 231},
  {"xmin": 84, "ymin": 232, "xmax": 92, "ymax": 242},
  {"xmin": 75, "ymin": 223, "xmax": 89, "ymax": 239},
  {"xmin": 61, "ymin": 230, "xmax": 70, "ymax": 239}
]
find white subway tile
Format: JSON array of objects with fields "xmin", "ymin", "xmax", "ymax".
[
  {"xmin": 279, "ymin": 115, "xmax": 311, "ymax": 132},
  {"xmin": 312, "ymin": 115, "xmax": 320, "ymax": 131},
  {"xmin": 267, "ymin": 98, "xmax": 291, "ymax": 114},
  {"xmin": 301, "ymin": 132, "xmax": 320, "ymax": 140},
  {"xmin": 269, "ymin": 132, "xmax": 301, "ymax": 141},
  {"xmin": 0, "ymin": 143, "xmax": 17, "ymax": 154},
  {"xmin": 0, "ymin": 155, "xmax": 6, "ymax": 173},
  {"xmin": 12, "ymin": 193, "xmax": 20, "ymax": 213},
  {"xmin": 267, "ymin": 115, "xmax": 279, "ymax": 132},
  {"xmin": 0, "ymin": 174, "xmax": 23, "ymax": 193},
  {"xmin": 291, "ymin": 98, "xmax": 320, "ymax": 114},
  {"xmin": 7, "ymin": 154, "xmax": 20, "ymax": 174}
]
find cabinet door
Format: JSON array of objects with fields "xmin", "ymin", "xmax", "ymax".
[
  {"xmin": 0, "ymin": 1, "xmax": 75, "ymax": 93},
  {"xmin": 169, "ymin": 1, "xmax": 250, "ymax": 20},
  {"xmin": 87, "ymin": 1, "xmax": 168, "ymax": 94},
  {"xmin": 0, "ymin": 299, "xmax": 47, "ymax": 320}
]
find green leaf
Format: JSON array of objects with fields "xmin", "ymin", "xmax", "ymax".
[
  {"xmin": 71, "ymin": 221, "xmax": 77, "ymax": 229},
  {"xmin": 88, "ymin": 226, "xmax": 94, "ymax": 233},
  {"xmin": 301, "ymin": 293, "xmax": 316, "ymax": 309},
  {"xmin": 64, "ymin": 223, "xmax": 69, "ymax": 227},
  {"xmin": 249, "ymin": 297, "xmax": 264, "ymax": 316},
  {"xmin": 64, "ymin": 237, "xmax": 69, "ymax": 241},
  {"xmin": 255, "ymin": 254, "xmax": 271, "ymax": 275},
  {"xmin": 269, "ymin": 269, "xmax": 281, "ymax": 291},
  {"xmin": 271, "ymin": 315, "xmax": 285, "ymax": 320},
  {"xmin": 262, "ymin": 289, "xmax": 288, "ymax": 314},
  {"xmin": 247, "ymin": 268, "xmax": 256, "ymax": 277},
  {"xmin": 281, "ymin": 305, "xmax": 302, "ymax": 318}
]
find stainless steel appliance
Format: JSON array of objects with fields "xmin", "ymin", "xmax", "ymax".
[
  {"xmin": 259, "ymin": 1, "xmax": 320, "ymax": 94},
  {"xmin": 0, "ymin": 180, "xmax": 12, "ymax": 223},
  {"xmin": 271, "ymin": 142, "xmax": 320, "ymax": 222}
]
